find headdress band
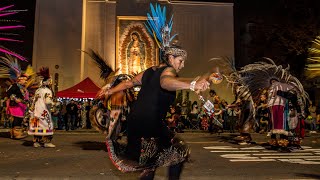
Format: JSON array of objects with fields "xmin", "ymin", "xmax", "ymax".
[{"xmin": 164, "ymin": 47, "xmax": 187, "ymax": 60}]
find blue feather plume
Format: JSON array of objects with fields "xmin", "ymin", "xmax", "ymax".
[{"xmin": 145, "ymin": 3, "xmax": 177, "ymax": 49}]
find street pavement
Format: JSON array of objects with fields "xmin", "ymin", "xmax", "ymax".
[{"xmin": 0, "ymin": 129, "xmax": 320, "ymax": 180}]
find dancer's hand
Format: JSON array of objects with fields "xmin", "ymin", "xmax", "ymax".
[
  {"xmin": 194, "ymin": 79, "xmax": 210, "ymax": 93},
  {"xmin": 210, "ymin": 72, "xmax": 221, "ymax": 78},
  {"xmin": 96, "ymin": 84, "xmax": 110, "ymax": 99},
  {"xmin": 96, "ymin": 89, "xmax": 106, "ymax": 99}
]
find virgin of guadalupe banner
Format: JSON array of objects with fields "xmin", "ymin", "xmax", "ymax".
[{"xmin": 116, "ymin": 16, "xmax": 159, "ymax": 75}]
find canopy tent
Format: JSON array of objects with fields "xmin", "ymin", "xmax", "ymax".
[{"xmin": 56, "ymin": 77, "xmax": 101, "ymax": 98}]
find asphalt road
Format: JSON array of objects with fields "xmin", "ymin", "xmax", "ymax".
[{"xmin": 0, "ymin": 130, "xmax": 320, "ymax": 180}]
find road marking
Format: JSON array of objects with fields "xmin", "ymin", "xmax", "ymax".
[
  {"xmin": 261, "ymin": 156, "xmax": 320, "ymax": 159},
  {"xmin": 305, "ymin": 158, "xmax": 320, "ymax": 160},
  {"xmin": 252, "ymin": 153, "xmax": 313, "ymax": 156},
  {"xmin": 204, "ymin": 146, "xmax": 238, "ymax": 150},
  {"xmin": 230, "ymin": 159, "xmax": 276, "ymax": 162},
  {"xmin": 204, "ymin": 145, "xmax": 320, "ymax": 165},
  {"xmin": 240, "ymin": 146, "xmax": 265, "ymax": 150},
  {"xmin": 301, "ymin": 146, "xmax": 312, "ymax": 149},
  {"xmin": 188, "ymin": 141, "xmax": 223, "ymax": 144},
  {"xmin": 224, "ymin": 156, "xmax": 259, "ymax": 159},
  {"xmin": 211, "ymin": 150, "xmax": 260, "ymax": 153},
  {"xmin": 221, "ymin": 154, "xmax": 250, "ymax": 157}
]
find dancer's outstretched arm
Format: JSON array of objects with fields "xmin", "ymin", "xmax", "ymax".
[
  {"xmin": 97, "ymin": 72, "xmax": 144, "ymax": 99},
  {"xmin": 160, "ymin": 67, "xmax": 210, "ymax": 92}
]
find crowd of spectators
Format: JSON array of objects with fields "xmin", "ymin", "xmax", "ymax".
[
  {"xmin": 164, "ymin": 90, "xmax": 320, "ymax": 135},
  {"xmin": 0, "ymin": 98, "xmax": 94, "ymax": 131},
  {"xmin": 0, "ymin": 90, "xmax": 319, "ymax": 135}
]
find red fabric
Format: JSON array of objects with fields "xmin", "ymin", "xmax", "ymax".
[
  {"xmin": 298, "ymin": 118, "xmax": 305, "ymax": 139},
  {"xmin": 56, "ymin": 77, "xmax": 101, "ymax": 98}
]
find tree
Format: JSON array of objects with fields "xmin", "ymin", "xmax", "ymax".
[{"xmin": 238, "ymin": 0, "xmax": 320, "ymax": 78}]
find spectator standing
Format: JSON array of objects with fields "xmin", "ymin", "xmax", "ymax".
[
  {"xmin": 227, "ymin": 101, "xmax": 239, "ymax": 133},
  {"xmin": 308, "ymin": 101, "xmax": 317, "ymax": 133},
  {"xmin": 189, "ymin": 101, "xmax": 199, "ymax": 129},
  {"xmin": 81, "ymin": 102, "xmax": 87, "ymax": 128},
  {"xmin": 85, "ymin": 100, "xmax": 92, "ymax": 129},
  {"xmin": 60, "ymin": 100, "xmax": 67, "ymax": 130},
  {"xmin": 166, "ymin": 106, "xmax": 179, "ymax": 132},
  {"xmin": 220, "ymin": 99, "xmax": 229, "ymax": 130},
  {"xmin": 51, "ymin": 98, "xmax": 60, "ymax": 130},
  {"xmin": 1, "ymin": 97, "xmax": 9, "ymax": 128},
  {"xmin": 66, "ymin": 100, "xmax": 78, "ymax": 130},
  {"xmin": 256, "ymin": 94, "xmax": 270, "ymax": 133}
]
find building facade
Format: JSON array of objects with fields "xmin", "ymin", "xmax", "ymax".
[{"xmin": 32, "ymin": 0, "xmax": 235, "ymax": 102}]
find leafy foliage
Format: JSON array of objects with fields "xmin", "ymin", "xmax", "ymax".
[{"xmin": 238, "ymin": 0, "xmax": 320, "ymax": 78}]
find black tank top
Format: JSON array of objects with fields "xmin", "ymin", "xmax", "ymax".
[{"xmin": 128, "ymin": 66, "xmax": 176, "ymax": 138}]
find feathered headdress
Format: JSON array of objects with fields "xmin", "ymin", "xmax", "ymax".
[
  {"xmin": 23, "ymin": 65, "xmax": 36, "ymax": 88},
  {"xmin": 0, "ymin": 54, "xmax": 35, "ymax": 89},
  {"xmin": 82, "ymin": 49, "xmax": 132, "ymax": 90},
  {"xmin": 145, "ymin": 3, "xmax": 176, "ymax": 50},
  {"xmin": 305, "ymin": 35, "xmax": 320, "ymax": 79},
  {"xmin": 226, "ymin": 58, "xmax": 308, "ymax": 105},
  {"xmin": 144, "ymin": 3, "xmax": 187, "ymax": 61},
  {"xmin": 82, "ymin": 49, "xmax": 115, "ymax": 80},
  {"xmin": 37, "ymin": 67, "xmax": 51, "ymax": 86},
  {"xmin": 0, "ymin": 54, "xmax": 22, "ymax": 80},
  {"xmin": 0, "ymin": 54, "xmax": 34, "ymax": 78}
]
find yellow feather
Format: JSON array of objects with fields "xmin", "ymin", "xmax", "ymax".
[
  {"xmin": 153, "ymin": 31, "xmax": 161, "ymax": 48},
  {"xmin": 305, "ymin": 36, "xmax": 320, "ymax": 79},
  {"xmin": 24, "ymin": 65, "xmax": 35, "ymax": 77}
]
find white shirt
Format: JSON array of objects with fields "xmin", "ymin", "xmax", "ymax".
[{"xmin": 267, "ymin": 81, "xmax": 293, "ymax": 107}]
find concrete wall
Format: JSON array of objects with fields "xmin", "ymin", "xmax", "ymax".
[
  {"xmin": 172, "ymin": 2, "xmax": 234, "ymax": 103},
  {"xmin": 83, "ymin": 0, "xmax": 115, "ymax": 87},
  {"xmin": 32, "ymin": 0, "xmax": 83, "ymax": 91}
]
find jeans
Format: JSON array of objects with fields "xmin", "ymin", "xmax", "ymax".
[{"xmin": 66, "ymin": 114, "xmax": 76, "ymax": 130}]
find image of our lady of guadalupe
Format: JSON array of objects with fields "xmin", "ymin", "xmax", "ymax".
[{"xmin": 126, "ymin": 32, "xmax": 146, "ymax": 74}]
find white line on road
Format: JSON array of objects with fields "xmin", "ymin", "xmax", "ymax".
[
  {"xmin": 204, "ymin": 146, "xmax": 238, "ymax": 150},
  {"xmin": 210, "ymin": 150, "xmax": 260, "ymax": 153},
  {"xmin": 188, "ymin": 141, "xmax": 223, "ymax": 144},
  {"xmin": 221, "ymin": 154, "xmax": 250, "ymax": 157},
  {"xmin": 252, "ymin": 153, "xmax": 314, "ymax": 156},
  {"xmin": 278, "ymin": 159, "xmax": 306, "ymax": 162},
  {"xmin": 204, "ymin": 145, "xmax": 320, "ymax": 165},
  {"xmin": 301, "ymin": 146, "xmax": 312, "ymax": 149},
  {"xmin": 230, "ymin": 159, "xmax": 276, "ymax": 162},
  {"xmin": 222, "ymin": 156, "xmax": 259, "ymax": 159},
  {"xmin": 261, "ymin": 156, "xmax": 320, "ymax": 159},
  {"xmin": 240, "ymin": 146, "xmax": 265, "ymax": 150}
]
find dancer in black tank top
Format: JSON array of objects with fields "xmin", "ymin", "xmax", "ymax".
[
  {"xmin": 96, "ymin": 3, "xmax": 219, "ymax": 180},
  {"xmin": 99, "ymin": 47, "xmax": 215, "ymax": 179}
]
